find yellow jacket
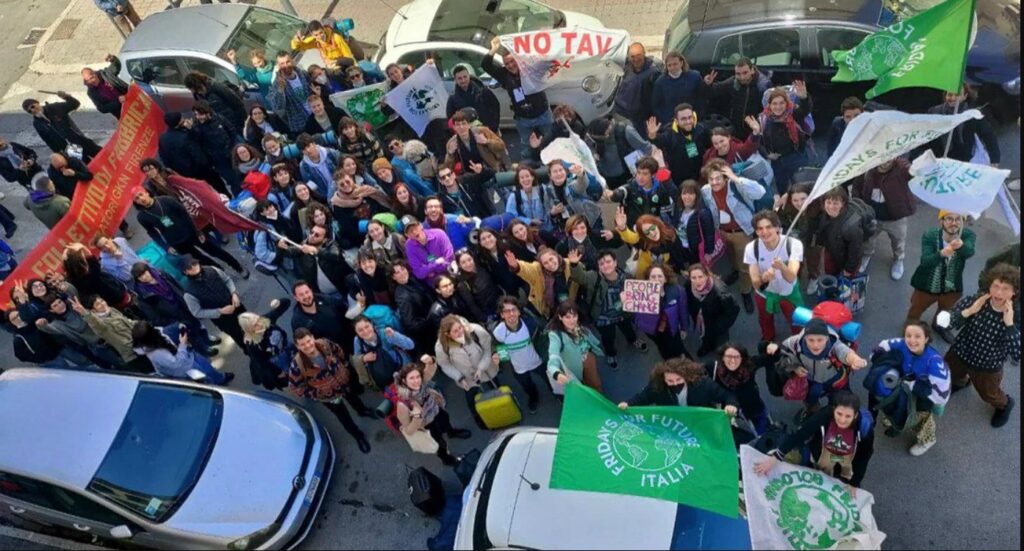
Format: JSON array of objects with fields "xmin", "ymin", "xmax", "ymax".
[
  {"xmin": 514, "ymin": 259, "xmax": 578, "ymax": 318},
  {"xmin": 291, "ymin": 31, "xmax": 354, "ymax": 64},
  {"xmin": 617, "ymin": 226, "xmax": 660, "ymax": 278}
]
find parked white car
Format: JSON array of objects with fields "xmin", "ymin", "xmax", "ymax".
[
  {"xmin": 374, "ymin": 0, "xmax": 623, "ymax": 125},
  {"xmin": 454, "ymin": 427, "xmax": 751, "ymax": 550},
  {"xmin": 0, "ymin": 369, "xmax": 333, "ymax": 550}
]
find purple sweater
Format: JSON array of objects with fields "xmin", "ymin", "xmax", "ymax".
[
  {"xmin": 634, "ymin": 283, "xmax": 692, "ymax": 336},
  {"xmin": 405, "ymin": 228, "xmax": 454, "ymax": 281}
]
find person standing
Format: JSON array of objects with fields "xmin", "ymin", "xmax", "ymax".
[
  {"xmin": 22, "ymin": 93, "xmax": 102, "ymax": 162},
  {"xmin": 906, "ymin": 210, "xmax": 975, "ymax": 343},
  {"xmin": 744, "ymin": 211, "xmax": 804, "ymax": 342},
  {"xmin": 0, "ymin": 137, "xmax": 42, "ymax": 190},
  {"xmin": 651, "ymin": 52, "xmax": 705, "ymax": 124},
  {"xmin": 290, "ymin": 20, "xmax": 361, "ymax": 68},
  {"xmin": 236, "ymin": 299, "xmax": 292, "ymax": 391},
  {"xmin": 183, "ymin": 71, "xmax": 247, "ymax": 135},
  {"xmin": 631, "ymin": 263, "xmax": 693, "ymax": 361},
  {"xmin": 646, "ymin": 103, "xmax": 709, "ymax": 185},
  {"xmin": 620, "ymin": 358, "xmax": 739, "ymax": 414},
  {"xmin": 290, "ymin": 281, "xmax": 354, "ymax": 354},
  {"xmin": 23, "ymin": 176, "xmax": 70, "ymax": 229},
  {"xmin": 548, "ymin": 301, "xmax": 605, "ymax": 394},
  {"xmin": 181, "ymin": 257, "xmax": 248, "ymax": 348},
  {"xmin": 702, "ymin": 57, "xmax": 772, "ymax": 140},
  {"xmin": 394, "ymin": 359, "xmax": 471, "ymax": 465},
  {"xmin": 614, "ymin": 43, "xmax": 663, "ymax": 132},
  {"xmin": 351, "ymin": 315, "xmax": 414, "ymax": 391},
  {"xmin": 827, "ymin": 97, "xmax": 864, "ymax": 157},
  {"xmin": 815, "ymin": 187, "xmax": 865, "ymax": 279},
  {"xmin": 759, "ymin": 83, "xmax": 813, "ymax": 196},
  {"xmin": 434, "ymin": 314, "xmax": 499, "ymax": 428},
  {"xmin": 685, "ymin": 263, "xmax": 740, "ymax": 357},
  {"xmin": 926, "ymin": 85, "xmax": 1001, "ymax": 165},
  {"xmin": 605, "ymin": 156, "xmax": 679, "ymax": 228},
  {"xmin": 484, "ymin": 37, "xmax": 552, "ymax": 157},
  {"xmin": 92, "ymin": 0, "xmax": 141, "ymax": 33},
  {"xmin": 191, "ymin": 100, "xmax": 240, "ymax": 195},
  {"xmin": 946, "ymin": 264, "xmax": 1020, "ymax": 428},
  {"xmin": 81, "ymin": 55, "xmax": 129, "ymax": 119},
  {"xmin": 158, "ymin": 113, "xmax": 222, "ymax": 192},
  {"xmin": 402, "ymin": 215, "xmax": 454, "ymax": 283},
  {"xmin": 291, "ymin": 327, "xmax": 373, "ymax": 453},
  {"xmin": 267, "ymin": 52, "xmax": 312, "ymax": 136},
  {"xmin": 491, "ymin": 296, "xmax": 547, "ymax": 414},
  {"xmin": 853, "ymin": 157, "xmax": 915, "ymax": 279},
  {"xmin": 446, "ymin": 65, "xmax": 501, "ymax": 134}
]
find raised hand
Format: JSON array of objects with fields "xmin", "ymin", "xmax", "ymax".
[
  {"xmin": 468, "ymin": 160, "xmax": 484, "ymax": 174},
  {"xmin": 504, "ymin": 249, "xmax": 520, "ymax": 270},
  {"xmin": 226, "ymin": 49, "xmax": 237, "ymax": 64},
  {"xmin": 703, "ymin": 69, "xmax": 718, "ymax": 85},
  {"xmin": 528, "ymin": 132, "xmax": 542, "ymax": 149},
  {"xmin": 614, "ymin": 205, "xmax": 627, "ymax": 231},
  {"xmin": 792, "ymin": 80, "xmax": 808, "ymax": 99},
  {"xmin": 566, "ymin": 248, "xmax": 582, "ymax": 265},
  {"xmin": 645, "ymin": 116, "xmax": 659, "ymax": 138},
  {"xmin": 745, "ymin": 115, "xmax": 761, "ymax": 135},
  {"xmin": 68, "ymin": 296, "xmax": 86, "ymax": 315},
  {"xmin": 1003, "ymin": 301, "xmax": 1015, "ymax": 327}
]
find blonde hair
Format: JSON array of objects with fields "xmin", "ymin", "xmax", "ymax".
[{"xmin": 238, "ymin": 312, "xmax": 270, "ymax": 345}]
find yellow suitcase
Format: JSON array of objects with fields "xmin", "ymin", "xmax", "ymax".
[{"xmin": 475, "ymin": 383, "xmax": 522, "ymax": 429}]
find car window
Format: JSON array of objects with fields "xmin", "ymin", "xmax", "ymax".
[
  {"xmin": 817, "ymin": 29, "xmax": 872, "ymax": 67},
  {"xmin": 0, "ymin": 472, "xmax": 124, "ymax": 526},
  {"xmin": 88, "ymin": 384, "xmax": 222, "ymax": 523},
  {"xmin": 220, "ymin": 7, "xmax": 304, "ymax": 65},
  {"xmin": 429, "ymin": 0, "xmax": 561, "ymax": 45},
  {"xmin": 184, "ymin": 57, "xmax": 241, "ymax": 86},
  {"xmin": 434, "ymin": 50, "xmax": 492, "ymax": 80},
  {"xmin": 126, "ymin": 58, "xmax": 185, "ymax": 86},
  {"xmin": 713, "ymin": 29, "xmax": 801, "ymax": 67},
  {"xmin": 665, "ymin": 1, "xmax": 694, "ymax": 54}
]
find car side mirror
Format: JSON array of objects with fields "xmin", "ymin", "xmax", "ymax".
[{"xmin": 110, "ymin": 525, "xmax": 133, "ymax": 539}]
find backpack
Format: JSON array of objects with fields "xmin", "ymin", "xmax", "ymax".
[
  {"xmin": 381, "ymin": 382, "xmax": 408, "ymax": 434},
  {"xmin": 753, "ymin": 236, "xmax": 793, "ymax": 265},
  {"xmin": 364, "ymin": 304, "xmax": 403, "ymax": 334},
  {"xmin": 843, "ymin": 197, "xmax": 879, "ymax": 242}
]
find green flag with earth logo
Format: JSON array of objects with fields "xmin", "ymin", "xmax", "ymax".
[
  {"xmin": 831, "ymin": 0, "xmax": 975, "ymax": 99},
  {"xmin": 550, "ymin": 383, "xmax": 738, "ymax": 517}
]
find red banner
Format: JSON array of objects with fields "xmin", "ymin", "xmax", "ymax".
[
  {"xmin": 0, "ymin": 85, "xmax": 165, "ymax": 309},
  {"xmin": 164, "ymin": 174, "xmax": 264, "ymax": 234}
]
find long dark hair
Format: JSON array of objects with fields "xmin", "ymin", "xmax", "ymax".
[
  {"xmin": 131, "ymin": 321, "xmax": 176, "ymax": 354},
  {"xmin": 546, "ymin": 300, "xmax": 582, "ymax": 333}
]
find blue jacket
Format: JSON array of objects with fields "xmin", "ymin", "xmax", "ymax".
[
  {"xmin": 391, "ymin": 157, "xmax": 434, "ymax": 197},
  {"xmin": 651, "ymin": 70, "xmax": 704, "ymax": 124},
  {"xmin": 867, "ymin": 339, "xmax": 951, "ymax": 407},
  {"xmin": 700, "ymin": 177, "xmax": 766, "ymax": 235},
  {"xmin": 299, "ymin": 146, "xmax": 341, "ymax": 199},
  {"xmin": 506, "ymin": 186, "xmax": 556, "ymax": 233}
]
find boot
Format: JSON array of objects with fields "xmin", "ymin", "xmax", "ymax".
[
  {"xmin": 742, "ymin": 293, "xmax": 754, "ymax": 314},
  {"xmin": 991, "ymin": 396, "xmax": 1015, "ymax": 428},
  {"xmin": 355, "ymin": 433, "xmax": 372, "ymax": 453}
]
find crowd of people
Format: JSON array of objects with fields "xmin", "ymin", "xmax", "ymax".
[{"xmin": 1, "ymin": 14, "xmax": 1020, "ymax": 497}]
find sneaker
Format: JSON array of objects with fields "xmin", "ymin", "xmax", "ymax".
[
  {"xmin": 3, "ymin": 223, "xmax": 16, "ymax": 239},
  {"xmin": 527, "ymin": 398, "xmax": 539, "ymax": 414},
  {"xmin": 890, "ymin": 258, "xmax": 905, "ymax": 280},
  {"xmin": 931, "ymin": 323, "xmax": 956, "ymax": 344},
  {"xmin": 237, "ymin": 267, "xmax": 251, "ymax": 280},
  {"xmin": 991, "ymin": 396, "xmax": 1015, "ymax": 428},
  {"xmin": 1007, "ymin": 178, "xmax": 1021, "ymax": 192},
  {"xmin": 607, "ymin": 356, "xmax": 619, "ymax": 370},
  {"xmin": 806, "ymin": 278, "xmax": 819, "ymax": 295},
  {"xmin": 222, "ymin": 372, "xmax": 235, "ymax": 385},
  {"xmin": 742, "ymin": 292, "xmax": 754, "ymax": 314},
  {"xmin": 909, "ymin": 440, "xmax": 936, "ymax": 456},
  {"xmin": 858, "ymin": 255, "xmax": 871, "ymax": 274},
  {"xmin": 632, "ymin": 340, "xmax": 649, "ymax": 353},
  {"xmin": 355, "ymin": 435, "xmax": 372, "ymax": 454}
]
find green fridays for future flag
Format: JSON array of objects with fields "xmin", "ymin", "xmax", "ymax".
[
  {"xmin": 550, "ymin": 383, "xmax": 738, "ymax": 517},
  {"xmin": 831, "ymin": 0, "xmax": 975, "ymax": 98}
]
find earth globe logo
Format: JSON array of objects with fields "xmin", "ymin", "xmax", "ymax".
[
  {"xmin": 610, "ymin": 419, "xmax": 687, "ymax": 472},
  {"xmin": 845, "ymin": 34, "xmax": 908, "ymax": 80},
  {"xmin": 772, "ymin": 483, "xmax": 858, "ymax": 549},
  {"xmin": 405, "ymin": 87, "xmax": 438, "ymax": 116}
]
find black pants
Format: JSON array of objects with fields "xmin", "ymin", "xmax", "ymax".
[
  {"xmin": 425, "ymin": 409, "xmax": 457, "ymax": 463},
  {"xmin": 175, "ymin": 235, "xmax": 244, "ymax": 273},
  {"xmin": 650, "ymin": 329, "xmax": 692, "ymax": 360},
  {"xmin": 596, "ymin": 320, "xmax": 638, "ymax": 358},
  {"xmin": 322, "ymin": 398, "xmax": 366, "ymax": 441},
  {"xmin": 212, "ymin": 306, "xmax": 247, "ymax": 348},
  {"xmin": 0, "ymin": 204, "xmax": 16, "ymax": 235},
  {"xmin": 512, "ymin": 367, "xmax": 547, "ymax": 406},
  {"xmin": 73, "ymin": 137, "xmax": 103, "ymax": 163}
]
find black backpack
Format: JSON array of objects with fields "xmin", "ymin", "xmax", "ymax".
[{"xmin": 844, "ymin": 197, "xmax": 879, "ymax": 242}]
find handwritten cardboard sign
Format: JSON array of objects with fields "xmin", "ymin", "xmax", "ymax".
[{"xmin": 622, "ymin": 279, "xmax": 662, "ymax": 314}]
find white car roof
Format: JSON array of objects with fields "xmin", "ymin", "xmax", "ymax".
[
  {"xmin": 387, "ymin": 0, "xmax": 441, "ymax": 48},
  {"xmin": 0, "ymin": 369, "xmax": 139, "ymax": 488},
  {"xmin": 488, "ymin": 430, "xmax": 679, "ymax": 550}
]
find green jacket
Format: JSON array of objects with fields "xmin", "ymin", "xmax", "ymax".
[
  {"xmin": 24, "ymin": 193, "xmax": 70, "ymax": 229},
  {"xmin": 83, "ymin": 310, "xmax": 139, "ymax": 363},
  {"xmin": 910, "ymin": 227, "xmax": 976, "ymax": 294}
]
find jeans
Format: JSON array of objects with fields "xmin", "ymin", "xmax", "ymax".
[
  {"xmin": 425, "ymin": 409, "xmax": 458, "ymax": 464},
  {"xmin": 863, "ymin": 218, "xmax": 908, "ymax": 261},
  {"xmin": 512, "ymin": 367, "xmax": 547, "ymax": 406},
  {"xmin": 596, "ymin": 319, "xmax": 638, "ymax": 358},
  {"xmin": 0, "ymin": 204, "xmax": 16, "ymax": 234},
  {"xmin": 770, "ymin": 151, "xmax": 808, "ymax": 196},
  {"xmin": 514, "ymin": 111, "xmax": 554, "ymax": 158},
  {"xmin": 191, "ymin": 354, "xmax": 228, "ymax": 385}
]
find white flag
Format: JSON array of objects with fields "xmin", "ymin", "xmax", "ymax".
[
  {"xmin": 383, "ymin": 64, "xmax": 450, "ymax": 137},
  {"xmin": 540, "ymin": 129, "xmax": 606, "ymax": 188},
  {"xmin": 740, "ymin": 446, "xmax": 886, "ymax": 550},
  {"xmin": 909, "ymin": 150, "xmax": 1010, "ymax": 217},
  {"xmin": 808, "ymin": 109, "xmax": 984, "ymax": 203},
  {"xmin": 499, "ymin": 26, "xmax": 629, "ymax": 94}
]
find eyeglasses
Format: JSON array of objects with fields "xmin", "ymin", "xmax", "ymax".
[
  {"xmin": 439, "ymin": 172, "xmax": 455, "ymax": 179},
  {"xmin": 388, "ymin": 142, "xmax": 402, "ymax": 150}
]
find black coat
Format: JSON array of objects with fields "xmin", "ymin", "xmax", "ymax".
[
  {"xmin": 815, "ymin": 208, "xmax": 864, "ymax": 276},
  {"xmin": 240, "ymin": 300, "xmax": 291, "ymax": 390},
  {"xmin": 455, "ymin": 269, "xmax": 500, "ymax": 323},
  {"xmin": 446, "ymin": 77, "xmax": 501, "ymax": 133},
  {"xmin": 302, "ymin": 103, "xmax": 348, "ymax": 137},
  {"xmin": 136, "ymin": 196, "xmax": 197, "ymax": 250},
  {"xmin": 47, "ymin": 157, "xmax": 92, "ymax": 200},
  {"xmin": 437, "ymin": 168, "xmax": 496, "ymax": 218},
  {"xmin": 290, "ymin": 294, "xmax": 353, "ymax": 353},
  {"xmin": 627, "ymin": 378, "xmax": 740, "ymax": 409},
  {"xmin": 926, "ymin": 103, "xmax": 1001, "ymax": 163},
  {"xmin": 394, "ymin": 280, "xmax": 435, "ymax": 340},
  {"xmin": 703, "ymin": 359, "xmax": 768, "ymax": 421},
  {"xmin": 243, "ymin": 113, "xmax": 290, "ymax": 149},
  {"xmin": 195, "ymin": 82, "xmax": 247, "ymax": 135},
  {"xmin": 33, "ymin": 97, "xmax": 91, "ymax": 152},
  {"xmin": 685, "ymin": 283, "xmax": 740, "ymax": 348},
  {"xmin": 159, "ymin": 127, "xmax": 211, "ymax": 178},
  {"xmin": 85, "ymin": 56, "xmax": 129, "ymax": 118},
  {"xmin": 0, "ymin": 142, "xmax": 42, "ymax": 188},
  {"xmin": 651, "ymin": 124, "xmax": 711, "ymax": 185},
  {"xmin": 194, "ymin": 114, "xmax": 235, "ymax": 159},
  {"xmin": 286, "ymin": 239, "xmax": 355, "ymax": 294}
]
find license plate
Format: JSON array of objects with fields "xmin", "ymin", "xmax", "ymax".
[{"xmin": 304, "ymin": 474, "xmax": 320, "ymax": 505}]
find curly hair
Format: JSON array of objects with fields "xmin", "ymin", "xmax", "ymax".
[
  {"xmin": 649, "ymin": 358, "xmax": 705, "ymax": 392},
  {"xmin": 981, "ymin": 263, "xmax": 1020, "ymax": 294}
]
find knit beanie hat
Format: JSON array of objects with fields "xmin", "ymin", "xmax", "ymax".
[
  {"xmin": 371, "ymin": 158, "xmax": 393, "ymax": 173},
  {"xmin": 804, "ymin": 318, "xmax": 831, "ymax": 338},
  {"xmin": 938, "ymin": 209, "xmax": 962, "ymax": 220}
]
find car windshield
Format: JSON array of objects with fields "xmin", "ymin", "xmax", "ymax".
[
  {"xmin": 87, "ymin": 383, "xmax": 222, "ymax": 523},
  {"xmin": 219, "ymin": 6, "xmax": 305, "ymax": 68},
  {"xmin": 428, "ymin": 0, "xmax": 564, "ymax": 46},
  {"xmin": 664, "ymin": 1, "xmax": 694, "ymax": 54}
]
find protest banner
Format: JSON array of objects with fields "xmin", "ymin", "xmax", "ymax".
[
  {"xmin": 540, "ymin": 127, "xmax": 606, "ymax": 187},
  {"xmin": 163, "ymin": 175, "xmax": 265, "ymax": 234},
  {"xmin": 499, "ymin": 26, "xmax": 629, "ymax": 94},
  {"xmin": 805, "ymin": 108, "xmax": 983, "ymax": 204},
  {"xmin": 383, "ymin": 64, "xmax": 449, "ymax": 136},
  {"xmin": 621, "ymin": 279, "xmax": 661, "ymax": 314},
  {"xmin": 908, "ymin": 150, "xmax": 1010, "ymax": 217},
  {"xmin": 329, "ymin": 82, "xmax": 393, "ymax": 128},
  {"xmin": 0, "ymin": 85, "xmax": 163, "ymax": 309},
  {"xmin": 551, "ymin": 383, "xmax": 739, "ymax": 517},
  {"xmin": 832, "ymin": 0, "xmax": 976, "ymax": 99},
  {"xmin": 740, "ymin": 446, "xmax": 886, "ymax": 550}
]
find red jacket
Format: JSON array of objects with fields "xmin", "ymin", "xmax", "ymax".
[
  {"xmin": 853, "ymin": 157, "xmax": 915, "ymax": 221},
  {"xmin": 702, "ymin": 134, "xmax": 761, "ymax": 165}
]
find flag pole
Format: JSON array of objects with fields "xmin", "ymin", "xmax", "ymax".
[{"xmin": 942, "ymin": 0, "xmax": 977, "ymax": 159}]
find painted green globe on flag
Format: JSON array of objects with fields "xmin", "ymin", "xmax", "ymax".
[
  {"xmin": 831, "ymin": 0, "xmax": 975, "ymax": 98},
  {"xmin": 550, "ymin": 383, "xmax": 739, "ymax": 518}
]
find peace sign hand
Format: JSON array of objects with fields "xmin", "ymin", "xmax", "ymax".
[
  {"xmin": 703, "ymin": 69, "xmax": 718, "ymax": 85},
  {"xmin": 614, "ymin": 205, "xmax": 628, "ymax": 231}
]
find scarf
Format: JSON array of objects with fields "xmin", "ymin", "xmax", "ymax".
[
  {"xmin": 691, "ymin": 277, "xmax": 714, "ymax": 337},
  {"xmin": 238, "ymin": 157, "xmax": 261, "ymax": 174},
  {"xmin": 139, "ymin": 270, "xmax": 179, "ymax": 304},
  {"xmin": 763, "ymin": 102, "xmax": 800, "ymax": 145},
  {"xmin": 714, "ymin": 360, "xmax": 753, "ymax": 390},
  {"xmin": 407, "ymin": 384, "xmax": 441, "ymax": 426},
  {"xmin": 370, "ymin": 234, "xmax": 394, "ymax": 253}
]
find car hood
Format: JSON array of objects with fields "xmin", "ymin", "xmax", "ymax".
[{"xmin": 163, "ymin": 394, "xmax": 308, "ymax": 539}]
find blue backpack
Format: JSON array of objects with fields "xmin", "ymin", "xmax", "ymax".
[{"xmin": 364, "ymin": 304, "xmax": 403, "ymax": 335}]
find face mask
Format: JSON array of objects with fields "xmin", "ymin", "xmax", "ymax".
[
  {"xmin": 668, "ymin": 383, "xmax": 686, "ymax": 394},
  {"xmin": 315, "ymin": 75, "xmax": 328, "ymax": 85},
  {"xmin": 453, "ymin": 334, "xmax": 466, "ymax": 345},
  {"xmin": 351, "ymin": 77, "xmax": 364, "ymax": 87}
]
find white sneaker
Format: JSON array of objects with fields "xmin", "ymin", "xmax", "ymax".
[
  {"xmin": 806, "ymin": 278, "xmax": 819, "ymax": 295},
  {"xmin": 890, "ymin": 259, "xmax": 905, "ymax": 280},
  {"xmin": 858, "ymin": 255, "xmax": 872, "ymax": 274},
  {"xmin": 1007, "ymin": 178, "xmax": 1020, "ymax": 191},
  {"xmin": 909, "ymin": 440, "xmax": 935, "ymax": 456}
]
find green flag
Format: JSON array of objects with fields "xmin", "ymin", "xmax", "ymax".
[
  {"xmin": 831, "ymin": 0, "xmax": 975, "ymax": 98},
  {"xmin": 550, "ymin": 383, "xmax": 739, "ymax": 517}
]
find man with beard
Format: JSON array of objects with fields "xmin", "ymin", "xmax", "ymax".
[
  {"xmin": 646, "ymin": 102, "xmax": 709, "ymax": 185},
  {"xmin": 446, "ymin": 64, "xmax": 501, "ymax": 133},
  {"xmin": 702, "ymin": 57, "xmax": 772, "ymax": 140},
  {"xmin": 182, "ymin": 256, "xmax": 248, "ymax": 348},
  {"xmin": 422, "ymin": 197, "xmax": 477, "ymax": 251},
  {"xmin": 907, "ymin": 210, "xmax": 976, "ymax": 343},
  {"xmin": 329, "ymin": 172, "xmax": 390, "ymax": 248},
  {"xmin": 281, "ymin": 223, "xmax": 354, "ymax": 296},
  {"xmin": 22, "ymin": 93, "xmax": 102, "ymax": 162},
  {"xmin": 290, "ymin": 280, "xmax": 355, "ymax": 355},
  {"xmin": 267, "ymin": 51, "xmax": 312, "ymax": 135},
  {"xmin": 484, "ymin": 37, "xmax": 552, "ymax": 157},
  {"xmin": 926, "ymin": 85, "xmax": 1001, "ymax": 165},
  {"xmin": 192, "ymin": 100, "xmax": 240, "ymax": 195},
  {"xmin": 435, "ymin": 162, "xmax": 494, "ymax": 218}
]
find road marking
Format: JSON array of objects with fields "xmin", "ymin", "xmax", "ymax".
[{"xmin": 0, "ymin": 524, "xmax": 105, "ymax": 550}]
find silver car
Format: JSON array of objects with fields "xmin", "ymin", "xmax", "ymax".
[
  {"xmin": 0, "ymin": 368, "xmax": 334, "ymax": 550},
  {"xmin": 116, "ymin": 3, "xmax": 318, "ymax": 114}
]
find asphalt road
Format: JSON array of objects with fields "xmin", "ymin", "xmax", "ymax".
[{"xmin": 0, "ymin": 5, "xmax": 1019, "ymax": 549}]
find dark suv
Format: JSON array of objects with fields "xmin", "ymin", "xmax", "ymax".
[{"xmin": 664, "ymin": 0, "xmax": 1020, "ymax": 124}]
